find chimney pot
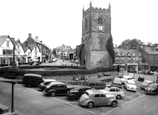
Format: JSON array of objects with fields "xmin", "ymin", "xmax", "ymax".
[{"xmin": 28, "ymin": 33, "xmax": 32, "ymax": 38}]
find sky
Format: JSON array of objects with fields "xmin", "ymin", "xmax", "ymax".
[{"xmin": 0, "ymin": 0, "xmax": 158, "ymax": 49}]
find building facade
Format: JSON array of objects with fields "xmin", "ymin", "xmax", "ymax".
[{"xmin": 0, "ymin": 35, "xmax": 14, "ymax": 66}]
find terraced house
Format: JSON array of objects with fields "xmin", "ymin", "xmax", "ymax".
[
  {"xmin": 0, "ymin": 35, "xmax": 14, "ymax": 66},
  {"xmin": 114, "ymin": 48, "xmax": 143, "ymax": 73},
  {"xmin": 139, "ymin": 44, "xmax": 158, "ymax": 71},
  {"xmin": 23, "ymin": 33, "xmax": 51, "ymax": 63}
]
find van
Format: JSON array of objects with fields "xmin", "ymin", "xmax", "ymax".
[
  {"xmin": 22, "ymin": 73, "xmax": 43, "ymax": 87},
  {"xmin": 83, "ymin": 79, "xmax": 106, "ymax": 89}
]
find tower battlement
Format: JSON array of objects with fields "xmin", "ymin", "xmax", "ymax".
[{"xmin": 83, "ymin": 3, "xmax": 111, "ymax": 16}]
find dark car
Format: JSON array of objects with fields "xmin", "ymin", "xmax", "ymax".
[
  {"xmin": 43, "ymin": 82, "xmax": 74, "ymax": 96},
  {"xmin": 38, "ymin": 79, "xmax": 56, "ymax": 91},
  {"xmin": 67, "ymin": 86, "xmax": 91, "ymax": 100},
  {"xmin": 145, "ymin": 83, "xmax": 158, "ymax": 95},
  {"xmin": 22, "ymin": 73, "xmax": 43, "ymax": 87}
]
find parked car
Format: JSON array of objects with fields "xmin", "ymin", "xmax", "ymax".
[
  {"xmin": 67, "ymin": 86, "xmax": 91, "ymax": 100},
  {"xmin": 22, "ymin": 73, "xmax": 43, "ymax": 87},
  {"xmin": 110, "ymin": 77, "xmax": 122, "ymax": 89},
  {"xmin": 79, "ymin": 90, "xmax": 118, "ymax": 108},
  {"xmin": 43, "ymin": 82, "xmax": 75, "ymax": 96},
  {"xmin": 120, "ymin": 75, "xmax": 136, "ymax": 84},
  {"xmin": 100, "ymin": 87, "xmax": 125, "ymax": 99},
  {"xmin": 124, "ymin": 80, "xmax": 137, "ymax": 92},
  {"xmin": 38, "ymin": 79, "xmax": 56, "ymax": 91},
  {"xmin": 83, "ymin": 79, "xmax": 106, "ymax": 89},
  {"xmin": 145, "ymin": 83, "xmax": 158, "ymax": 95},
  {"xmin": 140, "ymin": 80, "xmax": 154, "ymax": 90}
]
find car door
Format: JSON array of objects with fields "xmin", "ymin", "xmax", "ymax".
[
  {"xmin": 100, "ymin": 94, "xmax": 108, "ymax": 105},
  {"xmin": 56, "ymin": 84, "xmax": 65, "ymax": 95},
  {"xmin": 93, "ymin": 94, "xmax": 101, "ymax": 106},
  {"xmin": 109, "ymin": 88, "xmax": 116, "ymax": 96}
]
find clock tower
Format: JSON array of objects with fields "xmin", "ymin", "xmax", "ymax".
[{"xmin": 80, "ymin": 2, "xmax": 113, "ymax": 70}]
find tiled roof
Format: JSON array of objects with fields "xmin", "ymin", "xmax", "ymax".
[
  {"xmin": 116, "ymin": 48, "xmax": 140, "ymax": 55},
  {"xmin": 0, "ymin": 35, "xmax": 9, "ymax": 47},
  {"xmin": 32, "ymin": 37, "xmax": 42, "ymax": 44},
  {"xmin": 144, "ymin": 46, "xmax": 158, "ymax": 54},
  {"xmin": 28, "ymin": 44, "xmax": 36, "ymax": 51}
]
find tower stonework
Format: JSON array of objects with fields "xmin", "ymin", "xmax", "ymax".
[{"xmin": 80, "ymin": 2, "xmax": 113, "ymax": 70}]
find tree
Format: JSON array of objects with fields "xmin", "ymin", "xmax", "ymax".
[
  {"xmin": 106, "ymin": 34, "xmax": 115, "ymax": 64},
  {"xmin": 52, "ymin": 48, "xmax": 57, "ymax": 57},
  {"xmin": 119, "ymin": 38, "xmax": 144, "ymax": 49}
]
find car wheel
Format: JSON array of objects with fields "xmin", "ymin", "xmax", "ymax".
[
  {"xmin": 51, "ymin": 92, "xmax": 56, "ymax": 97},
  {"xmin": 116, "ymin": 95, "xmax": 121, "ymax": 99},
  {"xmin": 87, "ymin": 102, "xmax": 94, "ymax": 108},
  {"xmin": 111, "ymin": 101, "xmax": 117, "ymax": 107}
]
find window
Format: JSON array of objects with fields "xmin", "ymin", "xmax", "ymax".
[
  {"xmin": 6, "ymin": 41, "xmax": 9, "ymax": 47},
  {"xmin": 98, "ymin": 17, "xmax": 103, "ymax": 25},
  {"xmin": 84, "ymin": 18, "xmax": 88, "ymax": 31},
  {"xmin": 94, "ymin": 94, "xmax": 100, "ymax": 97},
  {"xmin": 110, "ymin": 89, "xmax": 115, "ymax": 92},
  {"xmin": 101, "ymin": 94, "xmax": 106, "ymax": 97},
  {"xmin": 35, "ymin": 52, "xmax": 37, "ymax": 57}
]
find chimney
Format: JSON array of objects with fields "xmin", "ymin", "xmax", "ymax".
[
  {"xmin": 28, "ymin": 33, "xmax": 32, "ymax": 38},
  {"xmin": 35, "ymin": 36, "xmax": 38, "ymax": 39}
]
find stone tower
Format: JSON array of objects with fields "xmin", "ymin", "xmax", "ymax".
[{"xmin": 79, "ymin": 2, "xmax": 113, "ymax": 70}]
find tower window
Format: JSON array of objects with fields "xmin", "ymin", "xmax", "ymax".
[
  {"xmin": 98, "ymin": 17, "xmax": 103, "ymax": 25},
  {"xmin": 84, "ymin": 18, "xmax": 88, "ymax": 31}
]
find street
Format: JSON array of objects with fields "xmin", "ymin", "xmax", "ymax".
[{"xmin": 0, "ymin": 79, "xmax": 154, "ymax": 115}]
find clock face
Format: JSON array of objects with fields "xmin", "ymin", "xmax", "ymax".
[{"xmin": 98, "ymin": 25, "xmax": 103, "ymax": 31}]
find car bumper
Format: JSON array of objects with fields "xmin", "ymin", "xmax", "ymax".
[{"xmin": 126, "ymin": 87, "xmax": 137, "ymax": 91}]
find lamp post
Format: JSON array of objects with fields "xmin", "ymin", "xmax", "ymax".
[{"xmin": 0, "ymin": 80, "xmax": 17, "ymax": 113}]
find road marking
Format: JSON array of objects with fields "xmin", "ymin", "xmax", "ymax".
[
  {"xmin": 17, "ymin": 84, "xmax": 96, "ymax": 115},
  {"xmin": 51, "ymin": 97, "xmax": 96, "ymax": 115},
  {"xmin": 101, "ymin": 94, "xmax": 145, "ymax": 115}
]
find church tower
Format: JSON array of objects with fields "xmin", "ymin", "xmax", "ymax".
[{"xmin": 80, "ymin": 2, "xmax": 113, "ymax": 70}]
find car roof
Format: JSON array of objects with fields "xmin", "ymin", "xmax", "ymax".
[
  {"xmin": 49, "ymin": 81, "xmax": 65, "ymax": 85},
  {"xmin": 86, "ymin": 89, "xmax": 103, "ymax": 95},
  {"xmin": 126, "ymin": 80, "xmax": 135, "ymax": 83},
  {"xmin": 143, "ymin": 80, "xmax": 153, "ymax": 83},
  {"xmin": 43, "ymin": 79, "xmax": 56, "ymax": 82},
  {"xmin": 24, "ymin": 73, "xmax": 42, "ymax": 77}
]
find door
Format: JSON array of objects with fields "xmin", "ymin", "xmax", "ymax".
[{"xmin": 100, "ymin": 94, "xmax": 108, "ymax": 105}]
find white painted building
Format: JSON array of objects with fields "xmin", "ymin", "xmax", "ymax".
[{"xmin": 0, "ymin": 35, "xmax": 14, "ymax": 65}]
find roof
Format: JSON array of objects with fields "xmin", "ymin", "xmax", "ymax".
[
  {"xmin": 32, "ymin": 37, "xmax": 42, "ymax": 44},
  {"xmin": 43, "ymin": 79, "xmax": 56, "ymax": 82},
  {"xmin": 28, "ymin": 44, "xmax": 36, "ymax": 51},
  {"xmin": 116, "ymin": 48, "xmax": 140, "ymax": 56},
  {"xmin": 49, "ymin": 81, "xmax": 65, "ymax": 85},
  {"xmin": 86, "ymin": 89, "xmax": 103, "ymax": 95},
  {"xmin": 24, "ymin": 73, "xmax": 42, "ymax": 77},
  {"xmin": 0, "ymin": 35, "xmax": 9, "ymax": 47},
  {"xmin": 144, "ymin": 46, "xmax": 158, "ymax": 54}
]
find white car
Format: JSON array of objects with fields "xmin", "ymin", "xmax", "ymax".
[
  {"xmin": 120, "ymin": 75, "xmax": 136, "ymax": 84},
  {"xmin": 100, "ymin": 87, "xmax": 125, "ymax": 99},
  {"xmin": 124, "ymin": 80, "xmax": 137, "ymax": 92}
]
